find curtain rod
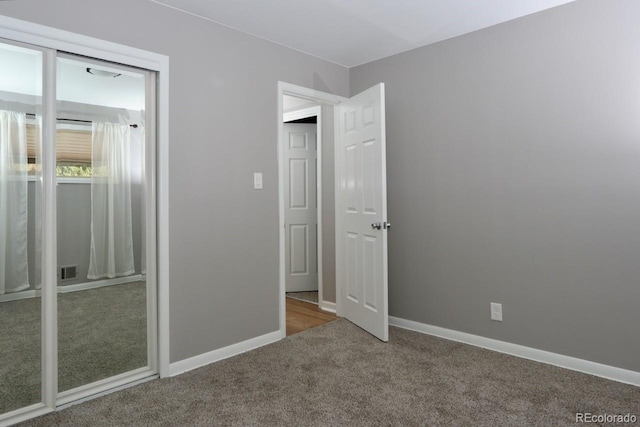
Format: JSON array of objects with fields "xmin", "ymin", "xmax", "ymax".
[{"xmin": 25, "ymin": 113, "xmax": 138, "ymax": 128}]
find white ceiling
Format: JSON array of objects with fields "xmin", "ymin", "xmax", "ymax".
[{"xmin": 150, "ymin": 0, "xmax": 575, "ymax": 67}]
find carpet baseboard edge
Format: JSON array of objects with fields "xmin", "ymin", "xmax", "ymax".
[
  {"xmin": 319, "ymin": 301, "xmax": 336, "ymax": 313},
  {"xmin": 169, "ymin": 330, "xmax": 281, "ymax": 377},
  {"xmin": 389, "ymin": 316, "xmax": 640, "ymax": 387}
]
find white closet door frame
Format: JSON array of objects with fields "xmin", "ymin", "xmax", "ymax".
[
  {"xmin": 0, "ymin": 15, "xmax": 170, "ymax": 426},
  {"xmin": 42, "ymin": 45, "xmax": 58, "ymax": 413}
]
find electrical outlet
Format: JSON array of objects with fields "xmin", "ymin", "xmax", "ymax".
[{"xmin": 490, "ymin": 302, "xmax": 503, "ymax": 321}]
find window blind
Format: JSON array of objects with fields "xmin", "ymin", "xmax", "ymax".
[{"xmin": 26, "ymin": 124, "xmax": 92, "ymax": 164}]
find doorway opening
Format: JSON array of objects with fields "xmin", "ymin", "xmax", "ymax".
[
  {"xmin": 283, "ymin": 112, "xmax": 318, "ymax": 304},
  {"xmin": 279, "ymin": 87, "xmax": 343, "ymax": 337},
  {"xmin": 277, "ymin": 81, "xmax": 390, "ymax": 342},
  {"xmin": 282, "ymin": 105, "xmax": 337, "ymax": 335}
]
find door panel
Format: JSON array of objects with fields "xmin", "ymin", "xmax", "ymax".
[
  {"xmin": 363, "ymin": 234, "xmax": 378, "ymax": 311},
  {"xmin": 289, "ymin": 224, "xmax": 308, "ymax": 274},
  {"xmin": 336, "ymin": 83, "xmax": 388, "ymax": 341},
  {"xmin": 345, "ymin": 232, "xmax": 359, "ymax": 302},
  {"xmin": 55, "ymin": 54, "xmax": 149, "ymax": 393},
  {"xmin": 0, "ymin": 40, "xmax": 43, "ymax": 415},
  {"xmin": 345, "ymin": 144, "xmax": 359, "ymax": 213},
  {"xmin": 363, "ymin": 139, "xmax": 378, "ymax": 214},
  {"xmin": 284, "ymin": 123, "xmax": 318, "ymax": 292},
  {"xmin": 289, "ymin": 158, "xmax": 308, "ymax": 209}
]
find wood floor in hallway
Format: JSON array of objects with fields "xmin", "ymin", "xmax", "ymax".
[{"xmin": 286, "ymin": 297, "xmax": 337, "ymax": 336}]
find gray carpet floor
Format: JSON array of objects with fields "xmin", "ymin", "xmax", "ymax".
[
  {"xmin": 0, "ymin": 282, "xmax": 147, "ymax": 414},
  {"xmin": 18, "ymin": 319, "xmax": 640, "ymax": 426},
  {"xmin": 286, "ymin": 291, "xmax": 319, "ymax": 304}
]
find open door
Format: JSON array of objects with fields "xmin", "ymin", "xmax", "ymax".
[{"xmin": 336, "ymin": 83, "xmax": 389, "ymax": 341}]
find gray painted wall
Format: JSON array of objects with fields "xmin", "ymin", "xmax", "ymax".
[
  {"xmin": 0, "ymin": 0, "xmax": 349, "ymax": 362},
  {"xmin": 53, "ymin": 183, "xmax": 95, "ymax": 285},
  {"xmin": 351, "ymin": 0, "xmax": 640, "ymax": 371}
]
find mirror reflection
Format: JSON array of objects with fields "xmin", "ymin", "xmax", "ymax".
[
  {"xmin": 0, "ymin": 41, "xmax": 43, "ymax": 414},
  {"xmin": 0, "ymin": 44, "xmax": 150, "ymax": 416},
  {"xmin": 56, "ymin": 55, "xmax": 148, "ymax": 392}
]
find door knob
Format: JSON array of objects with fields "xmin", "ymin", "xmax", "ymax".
[
  {"xmin": 371, "ymin": 222, "xmax": 382, "ymax": 230},
  {"xmin": 383, "ymin": 222, "xmax": 391, "ymax": 229}
]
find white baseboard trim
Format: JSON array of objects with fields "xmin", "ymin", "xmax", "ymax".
[
  {"xmin": 169, "ymin": 330, "xmax": 281, "ymax": 377},
  {"xmin": 0, "ymin": 275, "xmax": 145, "ymax": 303},
  {"xmin": 58, "ymin": 275, "xmax": 144, "ymax": 294},
  {"xmin": 320, "ymin": 300, "xmax": 336, "ymax": 313},
  {"xmin": 389, "ymin": 316, "xmax": 640, "ymax": 388},
  {"xmin": 0, "ymin": 289, "xmax": 38, "ymax": 303}
]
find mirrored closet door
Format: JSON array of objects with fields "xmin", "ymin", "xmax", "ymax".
[
  {"xmin": 0, "ymin": 38, "xmax": 158, "ymax": 420},
  {"xmin": 55, "ymin": 54, "xmax": 154, "ymax": 395},
  {"xmin": 0, "ymin": 39, "xmax": 44, "ymax": 416}
]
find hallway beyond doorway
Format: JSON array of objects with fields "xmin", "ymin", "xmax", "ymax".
[{"xmin": 286, "ymin": 297, "xmax": 336, "ymax": 336}]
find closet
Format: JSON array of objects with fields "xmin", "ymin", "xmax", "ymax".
[{"xmin": 0, "ymin": 37, "xmax": 158, "ymax": 422}]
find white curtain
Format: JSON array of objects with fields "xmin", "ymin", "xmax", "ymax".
[
  {"xmin": 88, "ymin": 122, "xmax": 135, "ymax": 280},
  {"xmin": 0, "ymin": 110, "xmax": 30, "ymax": 294}
]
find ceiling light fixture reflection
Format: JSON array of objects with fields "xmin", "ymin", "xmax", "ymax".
[{"xmin": 86, "ymin": 67, "xmax": 121, "ymax": 78}]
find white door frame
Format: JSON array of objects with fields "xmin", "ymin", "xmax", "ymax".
[
  {"xmin": 277, "ymin": 82, "xmax": 345, "ymax": 337},
  {"xmin": 0, "ymin": 15, "xmax": 170, "ymax": 426},
  {"xmin": 283, "ymin": 106, "xmax": 321, "ymax": 297}
]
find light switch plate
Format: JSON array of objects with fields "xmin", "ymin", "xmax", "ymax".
[
  {"xmin": 490, "ymin": 302, "xmax": 503, "ymax": 321},
  {"xmin": 253, "ymin": 172, "xmax": 263, "ymax": 189}
]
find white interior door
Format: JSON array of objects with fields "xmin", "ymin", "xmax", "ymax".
[
  {"xmin": 284, "ymin": 122, "xmax": 318, "ymax": 292},
  {"xmin": 336, "ymin": 83, "xmax": 388, "ymax": 341}
]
